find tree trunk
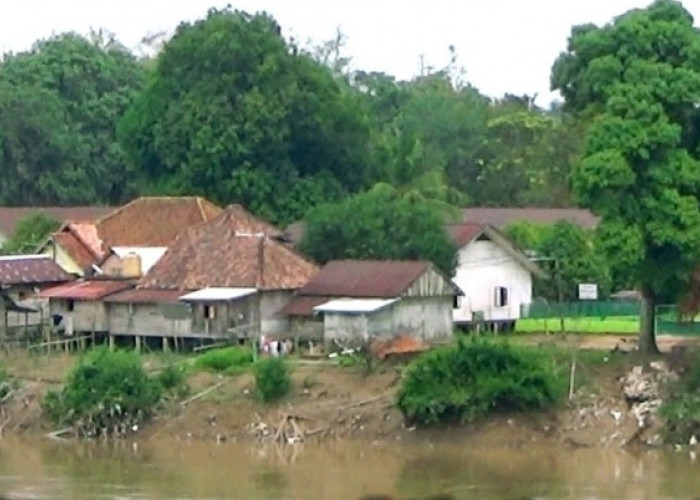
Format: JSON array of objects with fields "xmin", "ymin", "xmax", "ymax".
[{"xmin": 639, "ymin": 286, "xmax": 659, "ymax": 354}]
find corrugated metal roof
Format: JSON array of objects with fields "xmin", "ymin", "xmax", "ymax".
[
  {"xmin": 111, "ymin": 247, "xmax": 168, "ymax": 274},
  {"xmin": 446, "ymin": 223, "xmax": 485, "ymax": 248},
  {"xmin": 0, "ymin": 255, "xmax": 74, "ymax": 286},
  {"xmin": 103, "ymin": 288, "xmax": 186, "ymax": 304},
  {"xmin": 462, "ymin": 207, "xmax": 599, "ymax": 229},
  {"xmin": 314, "ymin": 298, "xmax": 400, "ymax": 314},
  {"xmin": 278, "ymin": 296, "xmax": 329, "ymax": 317},
  {"xmin": 298, "ymin": 260, "xmax": 430, "ymax": 298},
  {"xmin": 36, "ymin": 280, "xmax": 132, "ymax": 300},
  {"xmin": 179, "ymin": 287, "xmax": 257, "ymax": 302}
]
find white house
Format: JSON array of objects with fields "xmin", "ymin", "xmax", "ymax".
[{"xmin": 447, "ymin": 223, "xmax": 546, "ymax": 331}]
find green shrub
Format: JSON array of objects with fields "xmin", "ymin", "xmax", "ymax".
[
  {"xmin": 397, "ymin": 338, "xmax": 565, "ymax": 425},
  {"xmin": 195, "ymin": 346, "xmax": 253, "ymax": 374},
  {"xmin": 156, "ymin": 363, "xmax": 190, "ymax": 397},
  {"xmin": 43, "ymin": 348, "xmax": 162, "ymax": 438},
  {"xmin": 255, "ymin": 357, "xmax": 291, "ymax": 403},
  {"xmin": 0, "ymin": 367, "xmax": 12, "ymax": 401},
  {"xmin": 661, "ymin": 349, "xmax": 700, "ymax": 444}
]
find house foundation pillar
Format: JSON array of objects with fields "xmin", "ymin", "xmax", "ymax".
[
  {"xmin": 135, "ymin": 335, "xmax": 141, "ymax": 352},
  {"xmin": 162, "ymin": 336, "xmax": 169, "ymax": 353},
  {"xmin": 109, "ymin": 335, "xmax": 115, "ymax": 350}
]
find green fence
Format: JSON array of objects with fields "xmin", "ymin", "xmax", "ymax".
[
  {"xmin": 656, "ymin": 305, "xmax": 700, "ymax": 336},
  {"xmin": 521, "ymin": 300, "xmax": 640, "ymax": 319}
]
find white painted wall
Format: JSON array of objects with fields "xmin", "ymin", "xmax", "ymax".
[{"xmin": 452, "ymin": 239, "xmax": 533, "ymax": 323}]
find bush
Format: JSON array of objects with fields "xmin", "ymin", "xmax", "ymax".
[
  {"xmin": 397, "ymin": 338, "xmax": 565, "ymax": 425},
  {"xmin": 156, "ymin": 363, "xmax": 190, "ymax": 397},
  {"xmin": 195, "ymin": 346, "xmax": 253, "ymax": 374},
  {"xmin": 255, "ymin": 357, "xmax": 291, "ymax": 403},
  {"xmin": 661, "ymin": 349, "xmax": 700, "ymax": 444},
  {"xmin": 43, "ymin": 348, "xmax": 162, "ymax": 438}
]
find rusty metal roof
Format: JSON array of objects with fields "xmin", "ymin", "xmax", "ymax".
[
  {"xmin": 462, "ymin": 207, "xmax": 599, "ymax": 229},
  {"xmin": 36, "ymin": 280, "xmax": 132, "ymax": 300},
  {"xmin": 104, "ymin": 288, "xmax": 186, "ymax": 304},
  {"xmin": 279, "ymin": 296, "xmax": 329, "ymax": 317},
  {"xmin": 297, "ymin": 260, "xmax": 431, "ymax": 298},
  {"xmin": 446, "ymin": 223, "xmax": 485, "ymax": 248},
  {"xmin": 0, "ymin": 255, "xmax": 74, "ymax": 286}
]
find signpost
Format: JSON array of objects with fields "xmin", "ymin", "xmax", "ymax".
[{"xmin": 578, "ymin": 283, "xmax": 598, "ymax": 301}]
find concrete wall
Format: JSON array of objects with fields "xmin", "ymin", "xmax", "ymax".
[
  {"xmin": 259, "ymin": 290, "xmax": 293, "ymax": 334},
  {"xmin": 108, "ymin": 302, "xmax": 192, "ymax": 337},
  {"xmin": 452, "ymin": 239, "xmax": 532, "ymax": 323},
  {"xmin": 49, "ymin": 299, "xmax": 109, "ymax": 333},
  {"xmin": 289, "ymin": 317, "xmax": 324, "ymax": 341}
]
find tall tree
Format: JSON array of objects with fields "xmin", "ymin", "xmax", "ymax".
[
  {"xmin": 551, "ymin": 0, "xmax": 700, "ymax": 352},
  {"xmin": 300, "ymin": 184, "xmax": 457, "ymax": 276},
  {"xmin": 1, "ymin": 212, "xmax": 60, "ymax": 255},
  {"xmin": 118, "ymin": 8, "xmax": 371, "ymax": 225},
  {"xmin": 0, "ymin": 32, "xmax": 145, "ymax": 205}
]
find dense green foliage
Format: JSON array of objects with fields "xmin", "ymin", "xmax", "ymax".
[
  {"xmin": 43, "ymin": 348, "xmax": 163, "ymax": 437},
  {"xmin": 118, "ymin": 9, "xmax": 370, "ymax": 225},
  {"xmin": 300, "ymin": 184, "xmax": 458, "ymax": 275},
  {"xmin": 1, "ymin": 212, "xmax": 60, "ymax": 254},
  {"xmin": 397, "ymin": 339, "xmax": 564, "ymax": 425},
  {"xmin": 551, "ymin": 0, "xmax": 700, "ymax": 352},
  {"xmin": 504, "ymin": 220, "xmax": 612, "ymax": 300},
  {"xmin": 0, "ymin": 32, "xmax": 145, "ymax": 205},
  {"xmin": 254, "ymin": 357, "xmax": 291, "ymax": 403},
  {"xmin": 194, "ymin": 346, "xmax": 253, "ymax": 374},
  {"xmin": 661, "ymin": 349, "xmax": 700, "ymax": 444}
]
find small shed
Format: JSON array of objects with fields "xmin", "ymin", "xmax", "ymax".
[
  {"xmin": 281, "ymin": 260, "xmax": 459, "ymax": 346},
  {"xmin": 0, "ymin": 255, "xmax": 74, "ymax": 337},
  {"xmin": 37, "ymin": 280, "xmax": 132, "ymax": 335}
]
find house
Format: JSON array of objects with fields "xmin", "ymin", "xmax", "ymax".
[
  {"xmin": 38, "ymin": 197, "xmax": 222, "ymax": 276},
  {"xmin": 281, "ymin": 260, "xmax": 459, "ymax": 346},
  {"xmin": 447, "ymin": 223, "xmax": 546, "ymax": 331},
  {"xmin": 0, "ymin": 255, "xmax": 75, "ymax": 336},
  {"xmin": 461, "ymin": 207, "xmax": 599, "ymax": 229},
  {"xmin": 102, "ymin": 205, "xmax": 317, "ymax": 347},
  {"xmin": 36, "ymin": 280, "xmax": 133, "ymax": 337},
  {"xmin": 0, "ymin": 206, "xmax": 113, "ymax": 250}
]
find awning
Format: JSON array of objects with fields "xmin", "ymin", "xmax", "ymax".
[
  {"xmin": 179, "ymin": 287, "xmax": 257, "ymax": 302},
  {"xmin": 313, "ymin": 298, "xmax": 400, "ymax": 315}
]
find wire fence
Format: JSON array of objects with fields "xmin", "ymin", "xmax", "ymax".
[{"xmin": 521, "ymin": 300, "xmax": 640, "ymax": 319}]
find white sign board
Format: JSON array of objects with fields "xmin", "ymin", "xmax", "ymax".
[{"xmin": 578, "ymin": 283, "xmax": 598, "ymax": 300}]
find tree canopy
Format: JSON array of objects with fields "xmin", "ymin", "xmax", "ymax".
[
  {"xmin": 300, "ymin": 184, "xmax": 457, "ymax": 276},
  {"xmin": 1, "ymin": 212, "xmax": 60, "ymax": 255},
  {"xmin": 551, "ymin": 0, "xmax": 700, "ymax": 352},
  {"xmin": 0, "ymin": 32, "xmax": 146, "ymax": 205},
  {"xmin": 118, "ymin": 8, "xmax": 372, "ymax": 226}
]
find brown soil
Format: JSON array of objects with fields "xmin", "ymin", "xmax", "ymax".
[{"xmin": 1, "ymin": 334, "xmax": 698, "ymax": 447}]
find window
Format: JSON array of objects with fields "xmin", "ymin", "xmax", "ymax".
[
  {"xmin": 494, "ymin": 287, "xmax": 508, "ymax": 307},
  {"xmin": 67, "ymin": 299, "xmax": 75, "ymax": 312},
  {"xmin": 453, "ymin": 295, "xmax": 462, "ymax": 309},
  {"xmin": 204, "ymin": 304, "xmax": 216, "ymax": 319}
]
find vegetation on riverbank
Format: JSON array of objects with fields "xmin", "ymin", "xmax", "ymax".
[
  {"xmin": 660, "ymin": 348, "xmax": 700, "ymax": 444},
  {"xmin": 397, "ymin": 339, "xmax": 566, "ymax": 425},
  {"xmin": 194, "ymin": 346, "xmax": 253, "ymax": 375},
  {"xmin": 254, "ymin": 357, "xmax": 291, "ymax": 403},
  {"xmin": 42, "ymin": 348, "xmax": 179, "ymax": 438}
]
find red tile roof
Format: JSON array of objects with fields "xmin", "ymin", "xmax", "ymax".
[
  {"xmin": 446, "ymin": 223, "xmax": 485, "ymax": 248},
  {"xmin": 94, "ymin": 196, "xmax": 223, "ymax": 248},
  {"xmin": 36, "ymin": 280, "xmax": 132, "ymax": 300},
  {"xmin": 52, "ymin": 231, "xmax": 99, "ymax": 270},
  {"xmin": 0, "ymin": 206, "xmax": 113, "ymax": 238},
  {"xmin": 297, "ymin": 260, "xmax": 431, "ymax": 298},
  {"xmin": 139, "ymin": 206, "xmax": 317, "ymax": 291},
  {"xmin": 0, "ymin": 255, "xmax": 74, "ymax": 286},
  {"xmin": 104, "ymin": 288, "xmax": 186, "ymax": 304},
  {"xmin": 462, "ymin": 207, "xmax": 599, "ymax": 229}
]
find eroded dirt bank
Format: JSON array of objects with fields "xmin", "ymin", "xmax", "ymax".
[{"xmin": 1, "ymin": 334, "xmax": 698, "ymax": 448}]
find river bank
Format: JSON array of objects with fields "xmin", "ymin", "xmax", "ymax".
[{"xmin": 1, "ymin": 334, "xmax": 698, "ymax": 449}]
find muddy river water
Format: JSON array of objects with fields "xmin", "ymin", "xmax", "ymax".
[{"xmin": 0, "ymin": 435, "xmax": 698, "ymax": 499}]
